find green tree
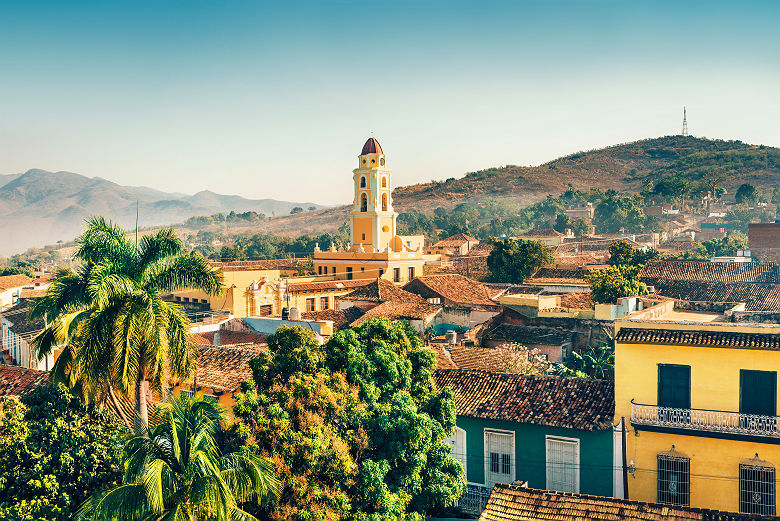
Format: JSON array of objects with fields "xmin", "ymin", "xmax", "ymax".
[
  {"xmin": 77, "ymin": 394, "xmax": 279, "ymax": 521},
  {"xmin": 735, "ymin": 183, "xmax": 758, "ymax": 204},
  {"xmin": 290, "ymin": 206, "xmax": 304, "ymax": 214},
  {"xmin": 0, "ymin": 385, "xmax": 126, "ymax": 521},
  {"xmin": 233, "ymin": 323, "xmax": 463, "ymax": 521},
  {"xmin": 678, "ymin": 233, "xmax": 749, "ymax": 260},
  {"xmin": 586, "ymin": 265, "xmax": 647, "ymax": 304},
  {"xmin": 607, "ymin": 240, "xmax": 660, "ymax": 268},
  {"xmin": 30, "ymin": 217, "xmax": 224, "ymax": 435},
  {"xmin": 486, "ymin": 238, "xmax": 554, "ymax": 283}
]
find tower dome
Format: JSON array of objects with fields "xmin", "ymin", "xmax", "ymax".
[{"xmin": 361, "ymin": 137, "xmax": 383, "ymax": 155}]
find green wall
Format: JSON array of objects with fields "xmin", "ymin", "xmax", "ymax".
[{"xmin": 456, "ymin": 415, "xmax": 613, "ymax": 497}]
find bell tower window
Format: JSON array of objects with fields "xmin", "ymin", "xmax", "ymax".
[
  {"xmin": 381, "ymin": 176, "xmax": 387, "ymax": 188},
  {"xmin": 360, "ymin": 193, "xmax": 368, "ymax": 212},
  {"xmin": 380, "ymin": 157, "xmax": 385, "ymax": 166},
  {"xmin": 360, "ymin": 176, "xmax": 366, "ymax": 188},
  {"xmin": 382, "ymin": 193, "xmax": 388, "ymax": 212}
]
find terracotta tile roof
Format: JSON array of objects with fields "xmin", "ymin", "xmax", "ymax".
[
  {"xmin": 644, "ymin": 279, "xmax": 780, "ymax": 311},
  {"xmin": 0, "ymin": 274, "xmax": 32, "ymax": 291},
  {"xmin": 434, "ymin": 369, "xmax": 614, "ymax": 431},
  {"xmin": 0, "ymin": 365, "xmax": 49, "ymax": 397},
  {"xmin": 286, "ymin": 278, "xmax": 373, "ymax": 293},
  {"xmin": 432, "ymin": 347, "xmax": 459, "ymax": 370},
  {"xmin": 301, "ymin": 307, "xmax": 365, "ymax": 329},
  {"xmin": 403, "ymin": 274, "xmax": 498, "ymax": 308},
  {"xmin": 339, "ymin": 278, "xmax": 424, "ymax": 303},
  {"xmin": 469, "ymin": 241, "xmax": 494, "ymax": 255},
  {"xmin": 1, "ymin": 299, "xmax": 45, "ymax": 336},
  {"xmin": 517, "ymin": 228, "xmax": 564, "ymax": 238},
  {"xmin": 559, "ymin": 291, "xmax": 595, "ymax": 310},
  {"xmin": 19, "ymin": 288, "xmax": 48, "ymax": 299},
  {"xmin": 444, "ymin": 345, "xmax": 551, "ymax": 373},
  {"xmin": 433, "ymin": 233, "xmax": 479, "ymax": 247},
  {"xmin": 350, "ymin": 300, "xmax": 441, "ymax": 327},
  {"xmin": 616, "ymin": 327, "xmax": 780, "ymax": 351},
  {"xmin": 481, "ymin": 324, "xmax": 573, "ymax": 346},
  {"xmin": 479, "ymin": 484, "xmax": 760, "ymax": 521},
  {"xmin": 193, "ymin": 345, "xmax": 259, "ymax": 392},
  {"xmin": 640, "ymin": 260, "xmax": 780, "ymax": 283},
  {"xmin": 190, "ymin": 330, "xmax": 268, "ymax": 347}
]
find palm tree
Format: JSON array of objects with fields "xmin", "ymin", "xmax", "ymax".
[
  {"xmin": 77, "ymin": 394, "xmax": 279, "ymax": 520},
  {"xmin": 30, "ymin": 217, "xmax": 224, "ymax": 435}
]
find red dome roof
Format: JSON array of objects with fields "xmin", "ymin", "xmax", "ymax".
[{"xmin": 361, "ymin": 137, "xmax": 383, "ymax": 155}]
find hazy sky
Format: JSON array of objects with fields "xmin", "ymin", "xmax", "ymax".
[{"xmin": 1, "ymin": 0, "xmax": 778, "ymax": 205}]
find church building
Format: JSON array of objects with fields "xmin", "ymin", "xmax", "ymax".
[{"xmin": 313, "ymin": 138, "xmax": 425, "ymax": 284}]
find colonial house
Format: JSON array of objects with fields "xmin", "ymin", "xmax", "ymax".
[
  {"xmin": 435, "ymin": 369, "xmax": 615, "ymax": 515},
  {"xmin": 403, "ymin": 274, "xmax": 501, "ymax": 328},
  {"xmin": 478, "ymin": 323, "xmax": 573, "ymax": 362},
  {"xmin": 424, "ymin": 233, "xmax": 480, "ymax": 256},
  {"xmin": 350, "ymin": 300, "xmax": 442, "ymax": 333},
  {"xmin": 0, "ymin": 298, "xmax": 57, "ymax": 369},
  {"xmin": 614, "ymin": 299, "xmax": 780, "ymax": 514},
  {"xmin": 0, "ymin": 274, "xmax": 32, "ymax": 309},
  {"xmin": 336, "ymin": 277, "xmax": 426, "ymax": 311}
]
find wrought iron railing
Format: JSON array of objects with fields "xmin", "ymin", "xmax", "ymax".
[
  {"xmin": 631, "ymin": 400, "xmax": 780, "ymax": 438},
  {"xmin": 456, "ymin": 484, "xmax": 493, "ymax": 515}
]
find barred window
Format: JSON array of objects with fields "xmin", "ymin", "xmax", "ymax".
[
  {"xmin": 658, "ymin": 455, "xmax": 690, "ymax": 505},
  {"xmin": 501, "ymin": 454, "xmax": 511, "ymax": 475},
  {"xmin": 490, "ymin": 452, "xmax": 499, "ymax": 474},
  {"xmin": 740, "ymin": 464, "xmax": 775, "ymax": 515}
]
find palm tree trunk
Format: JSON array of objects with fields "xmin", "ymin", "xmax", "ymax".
[{"xmin": 134, "ymin": 367, "xmax": 149, "ymax": 436}]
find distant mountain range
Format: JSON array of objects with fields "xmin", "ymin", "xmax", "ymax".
[{"xmin": 0, "ymin": 169, "xmax": 322, "ymax": 256}]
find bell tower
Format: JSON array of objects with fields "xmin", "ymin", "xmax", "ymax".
[{"xmin": 351, "ymin": 137, "xmax": 396, "ymax": 251}]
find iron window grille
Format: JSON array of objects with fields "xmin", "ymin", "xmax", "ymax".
[
  {"xmin": 740, "ymin": 464, "xmax": 775, "ymax": 515},
  {"xmin": 490, "ymin": 452, "xmax": 499, "ymax": 474},
  {"xmin": 657, "ymin": 454, "xmax": 690, "ymax": 505},
  {"xmin": 501, "ymin": 454, "xmax": 511, "ymax": 475}
]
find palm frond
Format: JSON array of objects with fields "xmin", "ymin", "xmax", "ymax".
[
  {"xmin": 144, "ymin": 253, "xmax": 224, "ymax": 296},
  {"xmin": 138, "ymin": 228, "xmax": 185, "ymax": 276},
  {"xmin": 76, "ymin": 216, "xmax": 137, "ymax": 268},
  {"xmin": 76, "ymin": 483, "xmax": 149, "ymax": 521}
]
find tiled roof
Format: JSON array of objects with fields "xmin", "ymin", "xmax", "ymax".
[
  {"xmin": 190, "ymin": 330, "xmax": 268, "ymax": 347},
  {"xmin": 560, "ymin": 291, "xmax": 595, "ymax": 310},
  {"xmin": 432, "ymin": 347, "xmax": 459, "ymax": 370},
  {"xmin": 301, "ymin": 307, "xmax": 365, "ymax": 329},
  {"xmin": 0, "ymin": 274, "xmax": 32, "ymax": 291},
  {"xmin": 0, "ymin": 365, "xmax": 49, "ymax": 397},
  {"xmin": 433, "ymin": 233, "xmax": 479, "ymax": 247},
  {"xmin": 19, "ymin": 288, "xmax": 48, "ymax": 299},
  {"xmin": 339, "ymin": 278, "xmax": 424, "ymax": 303},
  {"xmin": 518, "ymin": 228, "xmax": 564, "ymax": 238},
  {"xmin": 640, "ymin": 260, "xmax": 780, "ymax": 283},
  {"xmin": 444, "ymin": 345, "xmax": 550, "ymax": 373},
  {"xmin": 434, "ymin": 369, "xmax": 614, "ymax": 430},
  {"xmin": 616, "ymin": 327, "xmax": 780, "ymax": 351},
  {"xmin": 286, "ymin": 278, "xmax": 373, "ymax": 293},
  {"xmin": 479, "ymin": 484, "xmax": 759, "ymax": 521},
  {"xmin": 193, "ymin": 345, "xmax": 260, "ymax": 392},
  {"xmin": 481, "ymin": 324, "xmax": 573, "ymax": 346},
  {"xmin": 403, "ymin": 274, "xmax": 498, "ymax": 308},
  {"xmin": 1, "ymin": 299, "xmax": 45, "ymax": 336},
  {"xmin": 350, "ymin": 301, "xmax": 441, "ymax": 327},
  {"xmin": 645, "ymin": 279, "xmax": 780, "ymax": 311},
  {"xmin": 469, "ymin": 241, "xmax": 494, "ymax": 255}
]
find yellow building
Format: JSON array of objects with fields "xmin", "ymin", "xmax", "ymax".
[
  {"xmin": 313, "ymin": 138, "xmax": 425, "ymax": 285},
  {"xmin": 614, "ymin": 300, "xmax": 780, "ymax": 515}
]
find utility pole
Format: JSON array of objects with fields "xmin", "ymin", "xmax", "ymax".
[{"xmin": 681, "ymin": 107, "xmax": 688, "ymax": 136}]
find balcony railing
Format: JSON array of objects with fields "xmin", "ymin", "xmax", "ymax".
[{"xmin": 631, "ymin": 400, "xmax": 780, "ymax": 439}]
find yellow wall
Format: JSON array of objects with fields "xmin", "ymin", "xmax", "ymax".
[
  {"xmin": 615, "ymin": 325, "xmax": 780, "ymax": 512},
  {"xmin": 353, "ymin": 216, "xmax": 374, "ymax": 245},
  {"xmin": 170, "ymin": 384, "xmax": 239, "ymax": 419},
  {"xmin": 171, "ymin": 269, "xmax": 281, "ymax": 317}
]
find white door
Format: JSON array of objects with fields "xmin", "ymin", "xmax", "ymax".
[
  {"xmin": 546, "ymin": 436, "xmax": 580, "ymax": 493},
  {"xmin": 445, "ymin": 427, "xmax": 467, "ymax": 478},
  {"xmin": 485, "ymin": 430, "xmax": 514, "ymax": 488}
]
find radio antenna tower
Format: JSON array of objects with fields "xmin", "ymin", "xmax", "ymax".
[{"xmin": 681, "ymin": 106, "xmax": 688, "ymax": 136}]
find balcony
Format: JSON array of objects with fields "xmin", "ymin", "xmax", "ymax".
[{"xmin": 631, "ymin": 400, "xmax": 780, "ymax": 442}]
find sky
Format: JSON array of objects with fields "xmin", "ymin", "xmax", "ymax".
[{"xmin": 0, "ymin": 0, "xmax": 778, "ymax": 205}]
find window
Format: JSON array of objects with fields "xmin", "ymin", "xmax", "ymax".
[
  {"xmin": 360, "ymin": 176, "xmax": 366, "ymax": 187},
  {"xmin": 445, "ymin": 427, "xmax": 467, "ymax": 476},
  {"xmin": 318, "ymin": 266, "xmax": 322, "ymax": 275},
  {"xmin": 740, "ymin": 463, "xmax": 775, "ymax": 515},
  {"xmin": 346, "ymin": 267, "xmax": 353, "ymax": 280},
  {"xmin": 362, "ymin": 233, "xmax": 366, "ymax": 240},
  {"xmin": 382, "ymin": 193, "xmax": 388, "ymax": 211},
  {"xmin": 657, "ymin": 454, "xmax": 690, "ymax": 505},
  {"xmin": 306, "ymin": 298, "xmax": 316, "ymax": 312},
  {"xmin": 741, "ymin": 370, "xmax": 777, "ymax": 416},
  {"xmin": 323, "ymin": 266, "xmax": 328, "ymax": 275},
  {"xmin": 380, "ymin": 157, "xmax": 385, "ymax": 166},
  {"xmin": 546, "ymin": 436, "xmax": 579, "ymax": 493},
  {"xmin": 485, "ymin": 430, "xmax": 514, "ymax": 488},
  {"xmin": 360, "ymin": 193, "xmax": 367, "ymax": 212},
  {"xmin": 408, "ymin": 267, "xmax": 415, "ymax": 280},
  {"xmin": 382, "ymin": 176, "xmax": 387, "ymax": 187},
  {"xmin": 378, "ymin": 269, "xmax": 384, "ymax": 277},
  {"xmin": 658, "ymin": 364, "xmax": 690, "ymax": 409},
  {"xmin": 393, "ymin": 268, "xmax": 400, "ymax": 283},
  {"xmin": 320, "ymin": 296, "xmax": 329, "ymax": 310}
]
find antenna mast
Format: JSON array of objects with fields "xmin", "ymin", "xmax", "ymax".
[{"xmin": 681, "ymin": 107, "xmax": 688, "ymax": 136}]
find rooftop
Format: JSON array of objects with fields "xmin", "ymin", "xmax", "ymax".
[
  {"xmin": 442, "ymin": 344, "xmax": 552, "ymax": 373},
  {"xmin": 0, "ymin": 365, "xmax": 49, "ymax": 397},
  {"xmin": 616, "ymin": 327, "xmax": 780, "ymax": 351},
  {"xmin": 640, "ymin": 260, "xmax": 780, "ymax": 283},
  {"xmin": 0, "ymin": 274, "xmax": 32, "ymax": 291},
  {"xmin": 433, "ymin": 233, "xmax": 479, "ymax": 247},
  {"xmin": 190, "ymin": 330, "xmax": 268, "ymax": 347},
  {"xmin": 350, "ymin": 300, "xmax": 441, "ymax": 327},
  {"xmin": 479, "ymin": 483, "xmax": 760, "ymax": 521},
  {"xmin": 339, "ymin": 278, "xmax": 424, "ymax": 303},
  {"xmin": 481, "ymin": 324, "xmax": 573, "ymax": 346},
  {"xmin": 403, "ymin": 274, "xmax": 498, "ymax": 308},
  {"xmin": 361, "ymin": 137, "xmax": 383, "ymax": 155},
  {"xmin": 192, "ymin": 345, "xmax": 259, "ymax": 393},
  {"xmin": 434, "ymin": 369, "xmax": 614, "ymax": 431},
  {"xmin": 301, "ymin": 307, "xmax": 366, "ymax": 329},
  {"xmin": 286, "ymin": 278, "xmax": 374, "ymax": 293}
]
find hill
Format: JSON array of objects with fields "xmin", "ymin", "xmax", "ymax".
[
  {"xmin": 0, "ymin": 169, "xmax": 323, "ymax": 256},
  {"xmin": 168, "ymin": 135, "xmax": 779, "ymax": 240}
]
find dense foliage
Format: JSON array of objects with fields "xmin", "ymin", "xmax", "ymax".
[
  {"xmin": 77, "ymin": 394, "xmax": 278, "ymax": 521},
  {"xmin": 485, "ymin": 238, "xmax": 554, "ymax": 283},
  {"xmin": 233, "ymin": 322, "xmax": 463, "ymax": 521},
  {"xmin": 586, "ymin": 265, "xmax": 647, "ymax": 304},
  {"xmin": 0, "ymin": 385, "xmax": 126, "ymax": 520},
  {"xmin": 676, "ymin": 234, "xmax": 748, "ymax": 260},
  {"xmin": 607, "ymin": 240, "xmax": 660, "ymax": 268}
]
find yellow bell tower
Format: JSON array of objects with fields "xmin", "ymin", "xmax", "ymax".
[{"xmin": 351, "ymin": 137, "xmax": 396, "ymax": 252}]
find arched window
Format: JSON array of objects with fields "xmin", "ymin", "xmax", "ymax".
[
  {"xmin": 360, "ymin": 176, "xmax": 366, "ymax": 188},
  {"xmin": 381, "ymin": 176, "xmax": 387, "ymax": 188},
  {"xmin": 382, "ymin": 193, "xmax": 388, "ymax": 211},
  {"xmin": 360, "ymin": 193, "xmax": 368, "ymax": 212},
  {"xmin": 380, "ymin": 157, "xmax": 385, "ymax": 166}
]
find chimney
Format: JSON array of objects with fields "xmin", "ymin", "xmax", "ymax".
[{"xmin": 212, "ymin": 331, "xmax": 221, "ymax": 347}]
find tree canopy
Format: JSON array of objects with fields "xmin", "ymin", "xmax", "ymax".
[
  {"xmin": 607, "ymin": 240, "xmax": 660, "ymax": 268},
  {"xmin": 485, "ymin": 238, "xmax": 554, "ymax": 283},
  {"xmin": 586, "ymin": 265, "xmax": 647, "ymax": 304},
  {"xmin": 233, "ymin": 322, "xmax": 463, "ymax": 521}
]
